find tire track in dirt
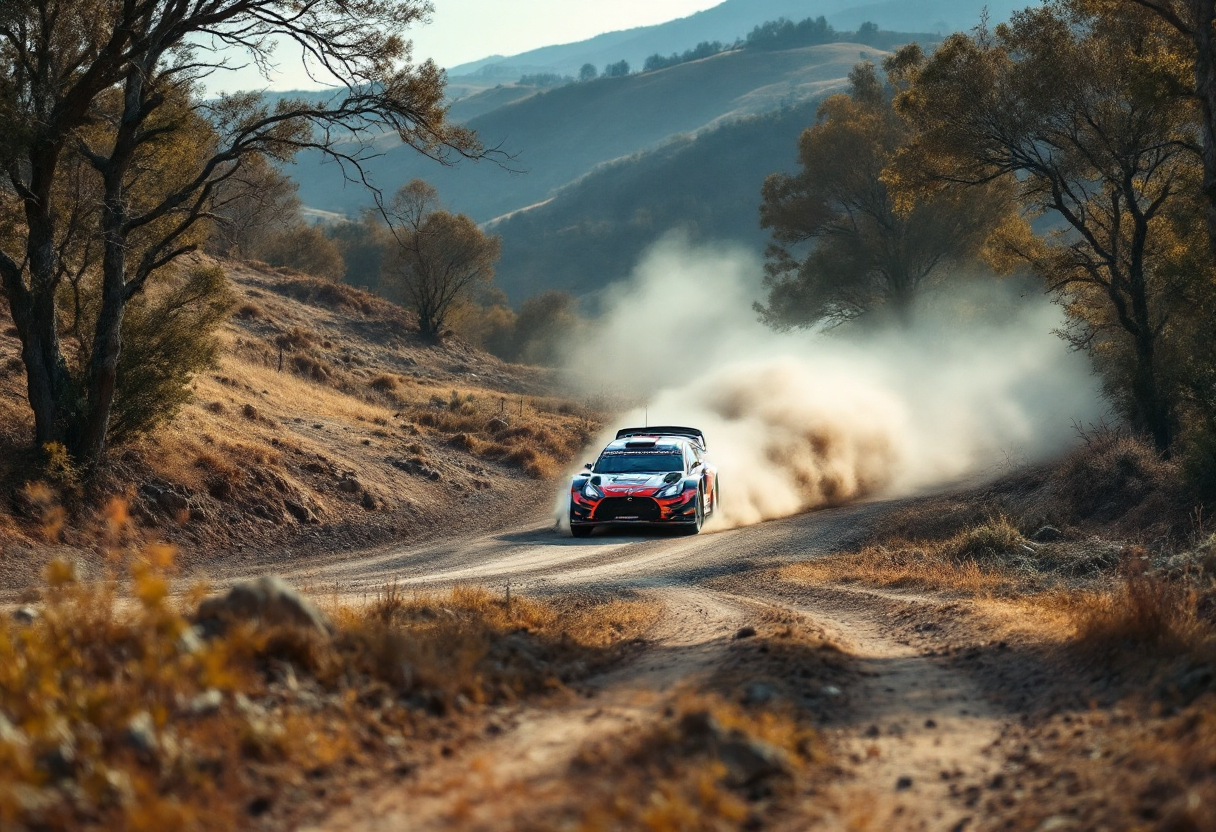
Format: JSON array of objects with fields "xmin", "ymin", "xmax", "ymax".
[
  {"xmin": 299, "ymin": 587, "xmax": 759, "ymax": 832},
  {"xmin": 279, "ymin": 500, "xmax": 1014, "ymax": 830},
  {"xmin": 773, "ymin": 586, "xmax": 1005, "ymax": 831}
]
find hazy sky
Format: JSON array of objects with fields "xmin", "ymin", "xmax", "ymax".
[{"xmin": 207, "ymin": 0, "xmax": 723, "ymax": 93}]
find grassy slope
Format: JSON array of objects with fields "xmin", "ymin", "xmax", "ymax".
[
  {"xmin": 294, "ymin": 43, "xmax": 876, "ymax": 221},
  {"xmin": 0, "ymin": 258, "xmax": 600, "ymax": 592}
]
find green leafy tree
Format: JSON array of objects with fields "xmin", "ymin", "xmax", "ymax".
[
  {"xmin": 383, "ymin": 181, "xmax": 502, "ymax": 342},
  {"xmin": 895, "ymin": 2, "xmax": 1200, "ymax": 450},
  {"xmin": 579, "ymin": 63, "xmax": 599, "ymax": 81},
  {"xmin": 604, "ymin": 60, "xmax": 631, "ymax": 78},
  {"xmin": 757, "ymin": 61, "xmax": 1013, "ymax": 329},
  {"xmin": 0, "ymin": 0, "xmax": 481, "ymax": 465}
]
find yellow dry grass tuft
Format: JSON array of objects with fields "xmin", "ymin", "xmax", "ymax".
[{"xmin": 783, "ymin": 516, "xmax": 1029, "ymax": 597}]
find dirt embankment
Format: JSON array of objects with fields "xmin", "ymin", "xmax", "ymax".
[{"xmin": 0, "ymin": 257, "xmax": 601, "ymax": 593}]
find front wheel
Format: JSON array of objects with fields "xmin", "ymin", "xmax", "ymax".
[
  {"xmin": 680, "ymin": 488, "xmax": 705, "ymax": 535},
  {"xmin": 571, "ymin": 524, "xmax": 593, "ymax": 538}
]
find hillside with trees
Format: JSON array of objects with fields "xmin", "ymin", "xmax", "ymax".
[
  {"xmin": 293, "ymin": 41, "xmax": 886, "ymax": 222},
  {"xmin": 486, "ymin": 101, "xmax": 821, "ymax": 303}
]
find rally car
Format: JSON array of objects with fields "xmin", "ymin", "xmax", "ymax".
[{"xmin": 568, "ymin": 426, "xmax": 718, "ymax": 537}]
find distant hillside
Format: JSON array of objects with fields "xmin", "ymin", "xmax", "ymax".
[
  {"xmin": 487, "ymin": 100, "xmax": 822, "ymax": 305},
  {"xmin": 293, "ymin": 42, "xmax": 879, "ymax": 221},
  {"xmin": 446, "ymin": 0, "xmax": 853, "ymax": 80},
  {"xmin": 444, "ymin": 0, "xmax": 1021, "ymax": 81}
]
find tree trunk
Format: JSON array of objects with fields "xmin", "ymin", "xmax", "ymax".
[
  {"xmin": 1133, "ymin": 331, "xmax": 1172, "ymax": 452},
  {"xmin": 15, "ymin": 290, "xmax": 73, "ymax": 447},
  {"xmin": 11, "ymin": 199, "xmax": 76, "ymax": 449},
  {"xmin": 1193, "ymin": 0, "xmax": 1216, "ymax": 253},
  {"xmin": 76, "ymin": 234, "xmax": 127, "ymax": 463}
]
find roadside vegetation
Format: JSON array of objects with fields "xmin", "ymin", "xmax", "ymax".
[
  {"xmin": 0, "ymin": 525, "xmax": 657, "ymax": 832},
  {"xmin": 780, "ymin": 426, "xmax": 1216, "ymax": 831}
]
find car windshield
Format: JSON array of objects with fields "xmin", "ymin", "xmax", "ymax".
[{"xmin": 595, "ymin": 451, "xmax": 684, "ymax": 474}]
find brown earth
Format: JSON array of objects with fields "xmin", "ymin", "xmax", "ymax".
[{"xmin": 0, "ymin": 256, "xmax": 602, "ymax": 595}]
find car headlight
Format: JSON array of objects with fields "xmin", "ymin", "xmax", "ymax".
[
  {"xmin": 654, "ymin": 481, "xmax": 686, "ymax": 499},
  {"xmin": 582, "ymin": 480, "xmax": 604, "ymax": 499}
]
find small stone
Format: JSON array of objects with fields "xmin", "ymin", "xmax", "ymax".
[
  {"xmin": 743, "ymin": 683, "xmax": 773, "ymax": 705},
  {"xmin": 361, "ymin": 491, "xmax": 379, "ymax": 511},
  {"xmin": 12, "ymin": 606, "xmax": 38, "ymax": 624},
  {"xmin": 337, "ymin": 477, "xmax": 361, "ymax": 493},
  {"xmin": 176, "ymin": 626, "xmax": 204, "ymax": 655},
  {"xmin": 895, "ymin": 775, "xmax": 914, "ymax": 790},
  {"xmin": 925, "ymin": 718, "xmax": 937, "ymax": 729},
  {"xmin": 734, "ymin": 626, "xmax": 757, "ymax": 640},
  {"xmin": 284, "ymin": 500, "xmax": 318, "ymax": 524},
  {"xmin": 864, "ymin": 724, "xmax": 881, "ymax": 738},
  {"xmin": 185, "ymin": 689, "xmax": 224, "ymax": 716},
  {"xmin": 124, "ymin": 712, "xmax": 158, "ymax": 755},
  {"xmin": 820, "ymin": 685, "xmax": 843, "ymax": 698}
]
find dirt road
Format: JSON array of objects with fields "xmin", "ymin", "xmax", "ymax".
[{"xmin": 284, "ymin": 503, "xmax": 1022, "ymax": 831}]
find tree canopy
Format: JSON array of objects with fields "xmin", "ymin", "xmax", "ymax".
[
  {"xmin": 757, "ymin": 61, "xmax": 1014, "ymax": 329},
  {"xmin": 382, "ymin": 180, "xmax": 501, "ymax": 343},
  {"xmin": 0, "ymin": 0, "xmax": 481, "ymax": 464},
  {"xmin": 893, "ymin": 0, "xmax": 1204, "ymax": 450}
]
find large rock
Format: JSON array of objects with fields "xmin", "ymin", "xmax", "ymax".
[
  {"xmin": 196, "ymin": 576, "xmax": 332, "ymax": 635},
  {"xmin": 678, "ymin": 710, "xmax": 793, "ymax": 787}
]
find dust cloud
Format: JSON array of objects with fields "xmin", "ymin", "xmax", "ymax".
[{"xmin": 560, "ymin": 235, "xmax": 1106, "ymax": 531}]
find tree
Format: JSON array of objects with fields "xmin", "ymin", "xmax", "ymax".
[
  {"xmin": 382, "ymin": 180, "xmax": 501, "ymax": 342},
  {"xmin": 259, "ymin": 224, "xmax": 347, "ymax": 282},
  {"xmin": 0, "ymin": 0, "xmax": 481, "ymax": 466},
  {"xmin": 205, "ymin": 154, "xmax": 302, "ymax": 259},
  {"xmin": 895, "ymin": 2, "xmax": 1199, "ymax": 450},
  {"xmin": 604, "ymin": 60, "xmax": 631, "ymax": 78},
  {"xmin": 327, "ymin": 209, "xmax": 392, "ymax": 293},
  {"xmin": 756, "ymin": 61, "xmax": 1014, "ymax": 329},
  {"xmin": 579, "ymin": 63, "xmax": 599, "ymax": 82},
  {"xmin": 1122, "ymin": 0, "xmax": 1216, "ymax": 252}
]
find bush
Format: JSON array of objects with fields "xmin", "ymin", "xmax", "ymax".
[
  {"xmin": 109, "ymin": 265, "xmax": 234, "ymax": 445},
  {"xmin": 258, "ymin": 223, "xmax": 346, "ymax": 282}
]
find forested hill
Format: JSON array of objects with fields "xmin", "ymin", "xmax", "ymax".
[{"xmin": 293, "ymin": 42, "xmax": 878, "ymax": 222}]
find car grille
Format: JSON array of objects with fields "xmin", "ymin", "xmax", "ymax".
[{"xmin": 594, "ymin": 497, "xmax": 661, "ymax": 522}]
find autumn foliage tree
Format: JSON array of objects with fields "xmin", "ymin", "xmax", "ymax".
[
  {"xmin": 894, "ymin": 2, "xmax": 1202, "ymax": 451},
  {"xmin": 757, "ymin": 61, "xmax": 1013, "ymax": 328},
  {"xmin": 0, "ymin": 0, "xmax": 480, "ymax": 466},
  {"xmin": 382, "ymin": 180, "xmax": 501, "ymax": 342}
]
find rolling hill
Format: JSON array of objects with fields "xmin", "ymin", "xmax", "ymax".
[
  {"xmin": 444, "ymin": 0, "xmax": 1024, "ymax": 81},
  {"xmin": 293, "ymin": 42, "xmax": 881, "ymax": 222}
]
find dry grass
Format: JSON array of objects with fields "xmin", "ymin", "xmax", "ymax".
[
  {"xmin": 0, "ymin": 546, "xmax": 658, "ymax": 831},
  {"xmin": 783, "ymin": 515, "xmax": 1030, "ymax": 597},
  {"xmin": 403, "ymin": 393, "xmax": 597, "ymax": 479}
]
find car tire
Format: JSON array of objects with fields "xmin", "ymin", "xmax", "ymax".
[
  {"xmin": 571, "ymin": 524, "xmax": 593, "ymax": 538},
  {"xmin": 680, "ymin": 488, "xmax": 705, "ymax": 535}
]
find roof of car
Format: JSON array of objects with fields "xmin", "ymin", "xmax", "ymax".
[{"xmin": 601, "ymin": 434, "xmax": 689, "ymax": 452}]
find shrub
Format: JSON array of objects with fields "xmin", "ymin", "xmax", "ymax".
[
  {"xmin": 369, "ymin": 373, "xmax": 399, "ymax": 393},
  {"xmin": 257, "ymin": 223, "xmax": 346, "ymax": 282},
  {"xmin": 108, "ymin": 265, "xmax": 234, "ymax": 445}
]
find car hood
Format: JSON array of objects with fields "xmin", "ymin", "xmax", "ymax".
[{"xmin": 596, "ymin": 473, "xmax": 674, "ymax": 495}]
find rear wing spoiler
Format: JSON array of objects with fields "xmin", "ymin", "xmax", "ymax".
[{"xmin": 615, "ymin": 426, "xmax": 707, "ymax": 451}]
